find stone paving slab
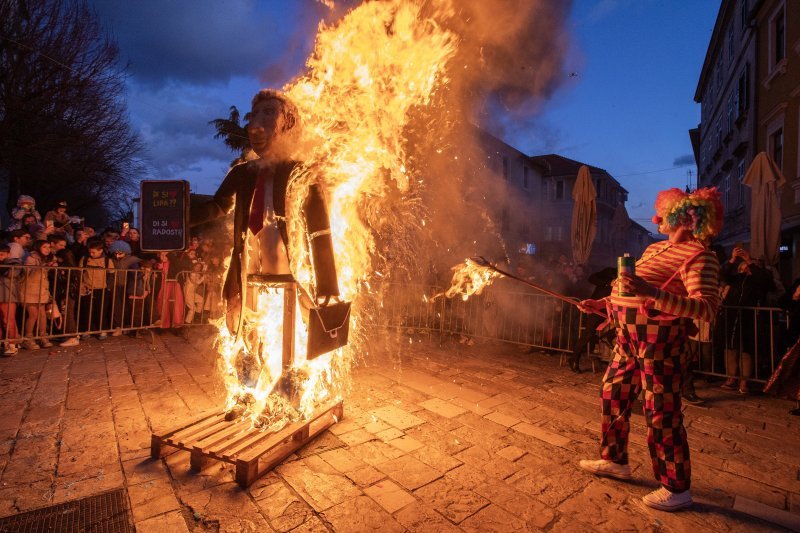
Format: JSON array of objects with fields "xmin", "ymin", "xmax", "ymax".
[{"xmin": 0, "ymin": 330, "xmax": 798, "ymax": 531}]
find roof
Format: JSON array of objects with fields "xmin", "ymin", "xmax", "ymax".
[{"xmin": 528, "ymin": 154, "xmax": 628, "ymax": 194}]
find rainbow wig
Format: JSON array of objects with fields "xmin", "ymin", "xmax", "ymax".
[{"xmin": 653, "ymin": 187, "xmax": 724, "ymax": 241}]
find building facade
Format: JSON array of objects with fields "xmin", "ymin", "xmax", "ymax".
[
  {"xmin": 693, "ymin": 0, "xmax": 759, "ymax": 249},
  {"xmin": 694, "ymin": 0, "xmax": 800, "ymax": 282}
]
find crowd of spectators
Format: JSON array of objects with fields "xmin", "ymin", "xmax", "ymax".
[{"xmin": 0, "ymin": 194, "xmax": 225, "ymax": 354}]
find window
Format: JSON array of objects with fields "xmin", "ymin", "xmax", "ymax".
[
  {"xmin": 774, "ymin": 8, "xmax": 785, "ymax": 64},
  {"xmin": 541, "ymin": 182, "xmax": 548, "ymax": 200},
  {"xmin": 740, "ymin": 0, "xmax": 748, "ymax": 30},
  {"xmin": 523, "ymin": 166, "xmax": 530, "ymax": 190},
  {"xmin": 555, "ymin": 180, "xmax": 564, "ymax": 200},
  {"xmin": 502, "ymin": 156, "xmax": 509, "ymax": 180},
  {"xmin": 545, "ymin": 226, "xmax": 563, "ymax": 242},
  {"xmin": 727, "ymin": 26, "xmax": 734, "ymax": 63},
  {"xmin": 736, "ymin": 64, "xmax": 750, "ymax": 118},
  {"xmin": 771, "ymin": 128, "xmax": 784, "ymax": 170},
  {"xmin": 724, "ymin": 174, "xmax": 731, "ymax": 208},
  {"xmin": 737, "ymin": 159, "xmax": 746, "ymax": 207}
]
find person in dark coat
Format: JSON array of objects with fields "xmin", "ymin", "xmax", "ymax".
[
  {"xmin": 719, "ymin": 244, "xmax": 774, "ymax": 393},
  {"xmin": 568, "ymin": 266, "xmax": 616, "ymax": 372}
]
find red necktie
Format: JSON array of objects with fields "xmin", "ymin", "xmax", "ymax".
[{"xmin": 248, "ymin": 169, "xmax": 268, "ymax": 235}]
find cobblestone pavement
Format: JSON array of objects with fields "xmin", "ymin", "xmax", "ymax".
[{"xmin": 0, "ymin": 328, "xmax": 798, "ymax": 532}]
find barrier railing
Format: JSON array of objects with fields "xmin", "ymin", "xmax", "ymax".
[{"xmin": 0, "ymin": 266, "xmax": 786, "ymax": 384}]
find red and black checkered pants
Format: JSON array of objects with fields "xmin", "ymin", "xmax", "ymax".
[{"xmin": 600, "ymin": 304, "xmax": 691, "ymax": 491}]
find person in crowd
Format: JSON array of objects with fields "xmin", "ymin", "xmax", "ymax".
[
  {"xmin": 184, "ymin": 260, "xmax": 207, "ymax": 324},
  {"xmin": 9, "ymin": 195, "xmax": 41, "ymax": 231},
  {"xmin": 43, "ymin": 201, "xmax": 74, "ymax": 238},
  {"xmin": 48, "ymin": 235, "xmax": 80, "ymax": 347},
  {"xmin": 577, "ymin": 187, "xmax": 723, "ymax": 512},
  {"xmin": 78, "ymin": 238, "xmax": 113, "ymax": 339},
  {"xmin": 569, "ymin": 266, "xmax": 616, "ymax": 373},
  {"xmin": 8, "ymin": 229, "xmax": 31, "ymax": 263},
  {"xmin": 155, "ymin": 251, "xmax": 187, "ymax": 330},
  {"xmin": 719, "ymin": 244, "xmax": 774, "ymax": 394},
  {"xmin": 84, "ymin": 226, "xmax": 96, "ymax": 238},
  {"xmin": 71, "ymin": 229, "xmax": 89, "ymax": 263},
  {"xmin": 101, "ymin": 227, "xmax": 120, "ymax": 252},
  {"xmin": 128, "ymin": 258, "xmax": 156, "ymax": 329},
  {"xmin": 205, "ymin": 255, "xmax": 224, "ymax": 320},
  {"xmin": 19, "ymin": 239, "xmax": 56, "ymax": 350},
  {"xmin": 122, "ymin": 226, "xmax": 142, "ymax": 257},
  {"xmin": 108, "ymin": 240, "xmax": 140, "ymax": 334},
  {"xmin": 0, "ymin": 244, "xmax": 21, "ymax": 355}
]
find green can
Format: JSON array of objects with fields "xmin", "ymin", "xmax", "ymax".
[{"xmin": 617, "ymin": 253, "xmax": 635, "ymax": 297}]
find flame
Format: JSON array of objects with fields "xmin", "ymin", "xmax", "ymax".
[
  {"xmin": 437, "ymin": 258, "xmax": 501, "ymax": 301},
  {"xmin": 213, "ymin": 0, "xmax": 459, "ymax": 426}
]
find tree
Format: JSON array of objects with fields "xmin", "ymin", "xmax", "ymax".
[
  {"xmin": 0, "ymin": 0, "xmax": 142, "ymax": 225},
  {"xmin": 209, "ymin": 105, "xmax": 250, "ymax": 165}
]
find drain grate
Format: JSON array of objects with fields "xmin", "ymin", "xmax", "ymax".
[{"xmin": 0, "ymin": 488, "xmax": 133, "ymax": 532}]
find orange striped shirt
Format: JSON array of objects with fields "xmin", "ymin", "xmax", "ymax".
[{"xmin": 609, "ymin": 240, "xmax": 721, "ymax": 322}]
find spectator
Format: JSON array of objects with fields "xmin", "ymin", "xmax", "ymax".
[
  {"xmin": 19, "ymin": 239, "xmax": 55, "ymax": 350},
  {"xmin": 9, "ymin": 194, "xmax": 41, "ymax": 231},
  {"xmin": 49, "ymin": 234, "xmax": 80, "ymax": 347},
  {"xmin": 101, "ymin": 227, "xmax": 120, "ymax": 252},
  {"xmin": 155, "ymin": 251, "xmax": 186, "ymax": 330},
  {"xmin": 128, "ymin": 258, "xmax": 156, "ymax": 328},
  {"xmin": 43, "ymin": 201, "xmax": 74, "ymax": 238},
  {"xmin": 8, "ymin": 229, "xmax": 31, "ymax": 263},
  {"xmin": 719, "ymin": 244, "xmax": 774, "ymax": 394},
  {"xmin": 569, "ymin": 266, "xmax": 616, "ymax": 373},
  {"xmin": 78, "ymin": 238, "xmax": 113, "ymax": 339},
  {"xmin": 184, "ymin": 260, "xmax": 206, "ymax": 324},
  {"xmin": 122, "ymin": 226, "xmax": 142, "ymax": 257},
  {"xmin": 108, "ymin": 240, "xmax": 140, "ymax": 334},
  {"xmin": 205, "ymin": 255, "xmax": 224, "ymax": 319},
  {"xmin": 84, "ymin": 226, "xmax": 96, "ymax": 238},
  {"xmin": 71, "ymin": 229, "xmax": 89, "ymax": 263},
  {"xmin": 0, "ymin": 244, "xmax": 21, "ymax": 355}
]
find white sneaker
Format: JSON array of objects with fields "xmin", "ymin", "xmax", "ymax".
[
  {"xmin": 98, "ymin": 333, "xmax": 107, "ymax": 340},
  {"xmin": 579, "ymin": 459, "xmax": 632, "ymax": 480},
  {"xmin": 642, "ymin": 487, "xmax": 692, "ymax": 511},
  {"xmin": 111, "ymin": 329, "xmax": 123, "ymax": 337},
  {"xmin": 60, "ymin": 337, "xmax": 79, "ymax": 347},
  {"xmin": 3, "ymin": 344, "xmax": 18, "ymax": 356}
]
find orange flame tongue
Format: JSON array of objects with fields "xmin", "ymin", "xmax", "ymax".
[{"xmin": 440, "ymin": 259, "xmax": 502, "ymax": 301}]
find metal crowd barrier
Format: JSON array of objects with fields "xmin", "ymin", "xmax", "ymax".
[{"xmin": 0, "ymin": 265, "xmax": 787, "ymax": 384}]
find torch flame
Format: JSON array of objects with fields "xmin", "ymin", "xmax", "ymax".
[{"xmin": 436, "ymin": 258, "xmax": 502, "ymax": 301}]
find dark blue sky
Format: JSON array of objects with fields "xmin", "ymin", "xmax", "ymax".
[{"xmin": 91, "ymin": 0, "xmax": 720, "ymax": 229}]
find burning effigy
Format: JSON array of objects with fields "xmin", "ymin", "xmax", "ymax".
[{"xmin": 153, "ymin": 0, "xmax": 571, "ymax": 485}]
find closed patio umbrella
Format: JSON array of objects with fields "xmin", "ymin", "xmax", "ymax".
[
  {"xmin": 571, "ymin": 165, "xmax": 597, "ymax": 265},
  {"xmin": 743, "ymin": 151, "xmax": 786, "ymax": 265}
]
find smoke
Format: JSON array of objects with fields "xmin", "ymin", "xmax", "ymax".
[{"xmin": 400, "ymin": 0, "xmax": 573, "ymax": 285}]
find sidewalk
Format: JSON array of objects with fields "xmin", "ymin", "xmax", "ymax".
[{"xmin": 0, "ymin": 329, "xmax": 798, "ymax": 531}]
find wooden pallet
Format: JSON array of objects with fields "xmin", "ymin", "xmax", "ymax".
[{"xmin": 151, "ymin": 400, "xmax": 344, "ymax": 487}]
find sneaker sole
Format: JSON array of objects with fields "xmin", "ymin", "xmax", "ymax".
[
  {"xmin": 579, "ymin": 464, "xmax": 632, "ymax": 480},
  {"xmin": 643, "ymin": 499, "xmax": 692, "ymax": 511}
]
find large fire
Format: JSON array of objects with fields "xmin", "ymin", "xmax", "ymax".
[{"xmin": 213, "ymin": 0, "xmax": 460, "ymax": 429}]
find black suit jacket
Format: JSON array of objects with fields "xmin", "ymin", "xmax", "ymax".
[{"xmin": 190, "ymin": 160, "xmax": 296, "ymax": 301}]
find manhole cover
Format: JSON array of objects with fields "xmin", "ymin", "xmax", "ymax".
[{"xmin": 0, "ymin": 488, "xmax": 133, "ymax": 532}]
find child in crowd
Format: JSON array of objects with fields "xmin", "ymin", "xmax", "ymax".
[
  {"xmin": 78, "ymin": 238, "xmax": 113, "ymax": 339},
  {"xmin": 128, "ymin": 259, "xmax": 156, "ymax": 329},
  {"xmin": 108, "ymin": 240, "xmax": 140, "ymax": 334},
  {"xmin": 19, "ymin": 239, "xmax": 54, "ymax": 350},
  {"xmin": 0, "ymin": 245, "xmax": 21, "ymax": 355},
  {"xmin": 9, "ymin": 195, "xmax": 41, "ymax": 231},
  {"xmin": 184, "ymin": 260, "xmax": 206, "ymax": 324}
]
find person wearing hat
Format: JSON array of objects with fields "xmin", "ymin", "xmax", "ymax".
[
  {"xmin": 577, "ymin": 187, "xmax": 724, "ymax": 512},
  {"xmin": 108, "ymin": 240, "xmax": 140, "ymax": 335},
  {"xmin": 44, "ymin": 201, "xmax": 74, "ymax": 237},
  {"xmin": 9, "ymin": 195, "xmax": 41, "ymax": 231}
]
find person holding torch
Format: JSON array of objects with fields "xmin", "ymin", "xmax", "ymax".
[{"xmin": 577, "ymin": 187, "xmax": 723, "ymax": 511}]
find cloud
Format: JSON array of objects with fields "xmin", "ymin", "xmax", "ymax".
[
  {"xmin": 673, "ymin": 154, "xmax": 695, "ymax": 166},
  {"xmin": 90, "ymin": 0, "xmax": 326, "ymax": 87}
]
